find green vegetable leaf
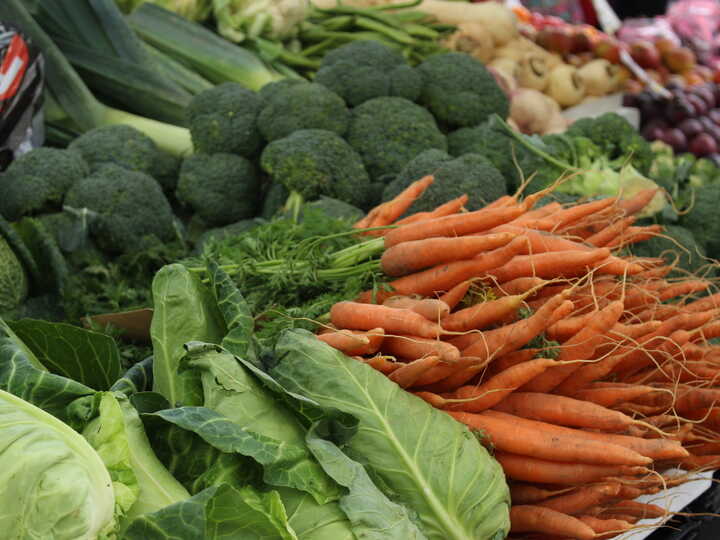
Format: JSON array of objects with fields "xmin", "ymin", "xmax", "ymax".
[
  {"xmin": 0, "ymin": 317, "xmax": 93, "ymax": 421},
  {"xmin": 8, "ymin": 319, "xmax": 121, "ymax": 390},
  {"xmin": 123, "ymin": 483, "xmax": 296, "ymax": 540},
  {"xmin": 149, "ymin": 405, "xmax": 338, "ymax": 503},
  {"xmin": 150, "ymin": 263, "xmax": 226, "ymax": 407},
  {"xmin": 271, "ymin": 329, "xmax": 511, "ymax": 540},
  {"xmin": 306, "ymin": 422, "xmax": 427, "ymax": 539},
  {"xmin": 111, "ymin": 356, "xmax": 154, "ymax": 396}
]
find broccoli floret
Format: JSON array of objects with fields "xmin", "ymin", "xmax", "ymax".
[
  {"xmin": 176, "ymin": 153, "xmax": 261, "ymax": 227},
  {"xmin": 0, "ymin": 148, "xmax": 89, "ymax": 221},
  {"xmin": 632, "ymin": 225, "xmax": 711, "ymax": 277},
  {"xmin": 260, "ymin": 129, "xmax": 372, "ymax": 209},
  {"xmin": 261, "ymin": 182, "xmax": 290, "ymax": 220},
  {"xmin": 346, "ymin": 97, "xmax": 447, "ymax": 181},
  {"xmin": 186, "ymin": 82, "xmax": 264, "ymax": 157},
  {"xmin": 64, "ymin": 164, "xmax": 178, "ymax": 254},
  {"xmin": 566, "ymin": 113, "xmax": 654, "ymax": 174},
  {"xmin": 680, "ymin": 183, "xmax": 720, "ymax": 259},
  {"xmin": 68, "ymin": 125, "xmax": 178, "ymax": 183},
  {"xmin": 194, "ymin": 218, "xmax": 264, "ymax": 254},
  {"xmin": 382, "ymin": 149, "xmax": 507, "ymax": 216},
  {"xmin": 417, "ymin": 52, "xmax": 509, "ymax": 129},
  {"xmin": 258, "ymin": 79, "xmax": 305, "ymax": 102},
  {"xmin": 257, "ymin": 82, "xmax": 350, "ymax": 142},
  {"xmin": 315, "ymin": 40, "xmax": 423, "ymax": 106}
]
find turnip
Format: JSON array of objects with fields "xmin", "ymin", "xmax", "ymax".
[
  {"xmin": 487, "ymin": 67, "xmax": 517, "ymax": 99},
  {"xmin": 578, "ymin": 59, "xmax": 618, "ymax": 96},
  {"xmin": 547, "ymin": 65, "xmax": 586, "ymax": 108},
  {"xmin": 510, "ymin": 88, "xmax": 559, "ymax": 134},
  {"xmin": 516, "ymin": 55, "xmax": 549, "ymax": 91},
  {"xmin": 489, "ymin": 57, "xmax": 518, "ymax": 82},
  {"xmin": 444, "ymin": 22, "xmax": 495, "ymax": 64}
]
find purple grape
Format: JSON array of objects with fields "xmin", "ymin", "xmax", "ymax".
[
  {"xmin": 689, "ymin": 133, "xmax": 718, "ymax": 156},
  {"xmin": 700, "ymin": 116, "xmax": 716, "ymax": 131},
  {"xmin": 679, "ymin": 118, "xmax": 704, "ymax": 139},
  {"xmin": 694, "ymin": 86, "xmax": 717, "ymax": 109},
  {"xmin": 622, "ymin": 93, "xmax": 639, "ymax": 108},
  {"xmin": 666, "ymin": 100, "xmax": 695, "ymax": 124},
  {"xmin": 661, "ymin": 128, "xmax": 688, "ymax": 152},
  {"xmin": 687, "ymin": 94, "xmax": 709, "ymax": 116},
  {"xmin": 709, "ymin": 108, "xmax": 720, "ymax": 125}
]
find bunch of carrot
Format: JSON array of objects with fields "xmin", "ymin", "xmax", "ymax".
[{"xmin": 316, "ymin": 176, "xmax": 720, "ymax": 539}]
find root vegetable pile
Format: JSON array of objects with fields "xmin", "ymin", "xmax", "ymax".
[{"xmin": 319, "ymin": 177, "xmax": 720, "ymax": 539}]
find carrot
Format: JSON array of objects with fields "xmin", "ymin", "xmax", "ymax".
[
  {"xmin": 393, "ymin": 194, "xmax": 468, "ymax": 226},
  {"xmin": 484, "ymin": 248, "xmax": 611, "ymax": 283},
  {"xmin": 491, "ymin": 277, "xmax": 547, "ymax": 297},
  {"xmin": 685, "ymin": 442, "xmax": 720, "ymax": 456},
  {"xmin": 674, "ymin": 387, "xmax": 720, "ymax": 414},
  {"xmin": 381, "ymin": 233, "xmax": 517, "ymax": 277},
  {"xmin": 668, "ymin": 454, "xmax": 720, "ymax": 470},
  {"xmin": 382, "ymin": 296, "xmax": 450, "ymax": 321},
  {"xmin": 388, "ymin": 355, "xmax": 441, "ymax": 388},
  {"xmin": 510, "ymin": 506, "xmax": 596, "ymax": 540},
  {"xmin": 585, "ymin": 216, "xmax": 636, "ymax": 247},
  {"xmin": 495, "ymin": 452, "xmax": 650, "ymax": 485},
  {"xmin": 686, "ymin": 292, "xmax": 720, "ymax": 313},
  {"xmin": 491, "ymin": 224, "xmax": 593, "ymax": 253},
  {"xmin": 538, "ymin": 484, "xmax": 621, "ymax": 515},
  {"xmin": 602, "ymin": 500, "xmax": 667, "ymax": 519},
  {"xmin": 438, "ymin": 280, "xmax": 472, "ymax": 311},
  {"xmin": 412, "ymin": 356, "xmax": 483, "ymax": 387},
  {"xmin": 485, "ymin": 194, "xmax": 515, "ymax": 209},
  {"xmin": 552, "ymin": 197, "xmax": 619, "ymax": 230},
  {"xmin": 491, "ymin": 392, "xmax": 639, "ymax": 432},
  {"xmin": 657, "ymin": 280, "xmax": 711, "ymax": 302},
  {"xmin": 383, "ymin": 204, "xmax": 526, "ymax": 248},
  {"xmin": 316, "ymin": 330, "xmax": 370, "ymax": 353},
  {"xmin": 330, "ymin": 302, "xmax": 444, "ymax": 338},
  {"xmin": 617, "ymin": 188, "xmax": 659, "ymax": 216},
  {"xmin": 362, "ymin": 355, "xmax": 400, "ymax": 374},
  {"xmin": 577, "ymin": 515, "xmax": 633, "ymax": 536},
  {"xmin": 571, "ymin": 385, "xmax": 660, "ymax": 408},
  {"xmin": 447, "ymin": 359, "xmax": 559, "ymax": 413},
  {"xmin": 412, "ymin": 390, "xmax": 447, "ymax": 408},
  {"xmin": 486, "ymin": 348, "xmax": 540, "ymax": 377},
  {"xmin": 449, "ymin": 411, "xmax": 651, "ymax": 466},
  {"xmin": 546, "ymin": 311, "xmax": 598, "ymax": 342},
  {"xmin": 441, "ymin": 294, "xmax": 530, "ymax": 332},
  {"xmin": 605, "ymin": 225, "xmax": 663, "ymax": 249},
  {"xmin": 510, "ymin": 484, "xmax": 575, "ymax": 505},
  {"xmin": 388, "ymin": 235, "xmax": 529, "ymax": 296},
  {"xmin": 365, "ymin": 175, "xmax": 434, "ymax": 229},
  {"xmin": 382, "ymin": 335, "xmax": 460, "ymax": 363},
  {"xmin": 592, "ymin": 256, "xmax": 647, "ymax": 276}
]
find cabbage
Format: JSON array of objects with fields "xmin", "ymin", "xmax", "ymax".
[
  {"xmin": 0, "ymin": 236, "xmax": 28, "ymax": 312},
  {"xmin": 0, "ymin": 389, "xmax": 116, "ymax": 539}
]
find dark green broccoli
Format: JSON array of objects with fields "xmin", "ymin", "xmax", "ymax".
[
  {"xmin": 64, "ymin": 164, "xmax": 178, "ymax": 254},
  {"xmin": 176, "ymin": 153, "xmax": 261, "ymax": 227},
  {"xmin": 186, "ymin": 82, "xmax": 264, "ymax": 157},
  {"xmin": 315, "ymin": 40, "xmax": 423, "ymax": 106},
  {"xmin": 346, "ymin": 96, "xmax": 447, "ymax": 182},
  {"xmin": 417, "ymin": 52, "xmax": 509, "ymax": 129},
  {"xmin": 382, "ymin": 149, "xmax": 507, "ymax": 216},
  {"xmin": 261, "ymin": 182, "xmax": 290, "ymax": 220},
  {"xmin": 566, "ymin": 113, "xmax": 654, "ymax": 174},
  {"xmin": 632, "ymin": 225, "xmax": 711, "ymax": 277},
  {"xmin": 0, "ymin": 148, "xmax": 89, "ymax": 221},
  {"xmin": 680, "ymin": 183, "xmax": 720, "ymax": 260},
  {"xmin": 257, "ymin": 82, "xmax": 350, "ymax": 142},
  {"xmin": 194, "ymin": 218, "xmax": 264, "ymax": 254},
  {"xmin": 261, "ymin": 129, "xmax": 372, "ymax": 209},
  {"xmin": 67, "ymin": 125, "xmax": 180, "ymax": 189},
  {"xmin": 258, "ymin": 79, "xmax": 305, "ymax": 102}
]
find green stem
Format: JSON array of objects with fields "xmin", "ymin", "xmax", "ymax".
[{"xmin": 354, "ymin": 16, "xmax": 415, "ymax": 44}]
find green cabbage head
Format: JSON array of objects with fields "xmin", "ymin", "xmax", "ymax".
[{"xmin": 0, "ymin": 389, "xmax": 116, "ymax": 539}]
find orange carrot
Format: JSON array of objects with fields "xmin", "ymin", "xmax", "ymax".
[
  {"xmin": 366, "ymin": 175, "xmax": 434, "ymax": 229},
  {"xmin": 316, "ymin": 330, "xmax": 370, "ymax": 353},
  {"xmin": 412, "ymin": 356, "xmax": 483, "ymax": 387},
  {"xmin": 658, "ymin": 280, "xmax": 711, "ymax": 302},
  {"xmin": 491, "ymin": 277, "xmax": 547, "ymax": 297},
  {"xmin": 382, "ymin": 335, "xmax": 460, "ymax": 363},
  {"xmin": 438, "ymin": 280, "xmax": 472, "ymax": 311},
  {"xmin": 382, "ymin": 296, "xmax": 450, "ymax": 321},
  {"xmin": 617, "ymin": 188, "xmax": 659, "ymax": 216},
  {"xmin": 383, "ymin": 204, "xmax": 526, "ymax": 248},
  {"xmin": 448, "ymin": 359, "xmax": 559, "ymax": 413},
  {"xmin": 393, "ymin": 194, "xmax": 468, "ymax": 226},
  {"xmin": 362, "ymin": 355, "xmax": 400, "ymax": 374},
  {"xmin": 412, "ymin": 390, "xmax": 447, "ymax": 408},
  {"xmin": 546, "ymin": 311, "xmax": 597, "ymax": 342},
  {"xmin": 585, "ymin": 216, "xmax": 636, "ymax": 247},
  {"xmin": 552, "ymin": 197, "xmax": 619, "ymax": 229},
  {"xmin": 686, "ymin": 292, "xmax": 720, "ymax": 313},
  {"xmin": 441, "ymin": 294, "xmax": 530, "ymax": 332},
  {"xmin": 510, "ymin": 484, "xmax": 575, "ymax": 505},
  {"xmin": 330, "ymin": 302, "xmax": 444, "ymax": 338},
  {"xmin": 496, "ymin": 452, "xmax": 649, "ymax": 484},
  {"xmin": 484, "ymin": 248, "xmax": 611, "ymax": 282},
  {"xmin": 486, "ymin": 348, "xmax": 540, "ymax": 377},
  {"xmin": 538, "ymin": 483, "xmax": 621, "ymax": 515},
  {"xmin": 577, "ymin": 515, "xmax": 633, "ymax": 536},
  {"xmin": 491, "ymin": 224, "xmax": 593, "ymax": 253},
  {"xmin": 571, "ymin": 385, "xmax": 660, "ymax": 408},
  {"xmin": 449, "ymin": 411, "xmax": 651, "ymax": 466},
  {"xmin": 491, "ymin": 392, "xmax": 638, "ymax": 432},
  {"xmin": 602, "ymin": 500, "xmax": 667, "ymax": 519},
  {"xmin": 605, "ymin": 225, "xmax": 663, "ymax": 249},
  {"xmin": 510, "ymin": 506, "xmax": 596, "ymax": 540},
  {"xmin": 388, "ymin": 355, "xmax": 441, "ymax": 388},
  {"xmin": 389, "ymin": 236, "xmax": 528, "ymax": 296}
]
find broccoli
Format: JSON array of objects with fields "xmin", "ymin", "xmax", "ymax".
[
  {"xmin": 0, "ymin": 148, "xmax": 89, "ymax": 221},
  {"xmin": 186, "ymin": 82, "xmax": 264, "ymax": 157},
  {"xmin": 566, "ymin": 113, "xmax": 654, "ymax": 174},
  {"xmin": 258, "ymin": 79, "xmax": 305, "ymax": 102},
  {"xmin": 194, "ymin": 218, "xmax": 264, "ymax": 254},
  {"xmin": 632, "ymin": 225, "xmax": 711, "ymax": 277},
  {"xmin": 261, "ymin": 182, "xmax": 290, "ymax": 220},
  {"xmin": 67, "ymin": 125, "xmax": 180, "ymax": 190},
  {"xmin": 648, "ymin": 153, "xmax": 678, "ymax": 192},
  {"xmin": 689, "ymin": 157, "xmax": 720, "ymax": 187},
  {"xmin": 176, "ymin": 153, "xmax": 261, "ymax": 227},
  {"xmin": 417, "ymin": 52, "xmax": 509, "ymax": 129},
  {"xmin": 257, "ymin": 82, "xmax": 350, "ymax": 142},
  {"xmin": 260, "ymin": 129, "xmax": 372, "ymax": 209},
  {"xmin": 346, "ymin": 96, "xmax": 447, "ymax": 181},
  {"xmin": 314, "ymin": 40, "xmax": 422, "ymax": 106},
  {"xmin": 382, "ymin": 149, "xmax": 507, "ymax": 216},
  {"xmin": 64, "ymin": 164, "xmax": 178, "ymax": 255},
  {"xmin": 681, "ymin": 183, "xmax": 720, "ymax": 259}
]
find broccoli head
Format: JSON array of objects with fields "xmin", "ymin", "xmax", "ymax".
[
  {"xmin": 258, "ymin": 79, "xmax": 305, "ymax": 102},
  {"xmin": 382, "ymin": 149, "xmax": 507, "ymax": 216},
  {"xmin": 417, "ymin": 52, "xmax": 509, "ymax": 129},
  {"xmin": 63, "ymin": 164, "xmax": 178, "ymax": 254},
  {"xmin": 260, "ymin": 129, "xmax": 372, "ymax": 209},
  {"xmin": 315, "ymin": 40, "xmax": 422, "ymax": 106},
  {"xmin": 0, "ymin": 148, "xmax": 89, "ymax": 221},
  {"xmin": 257, "ymin": 82, "xmax": 350, "ymax": 142},
  {"xmin": 680, "ymin": 183, "xmax": 720, "ymax": 260},
  {"xmin": 566, "ymin": 113, "xmax": 654, "ymax": 174},
  {"xmin": 67, "ymin": 125, "xmax": 180, "ymax": 190},
  {"xmin": 632, "ymin": 225, "xmax": 711, "ymax": 277},
  {"xmin": 186, "ymin": 82, "xmax": 264, "ymax": 157},
  {"xmin": 346, "ymin": 96, "xmax": 447, "ymax": 181},
  {"xmin": 176, "ymin": 153, "xmax": 261, "ymax": 227}
]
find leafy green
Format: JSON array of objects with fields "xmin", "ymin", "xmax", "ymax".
[{"xmin": 270, "ymin": 329, "xmax": 511, "ymax": 540}]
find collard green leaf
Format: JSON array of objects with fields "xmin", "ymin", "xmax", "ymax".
[
  {"xmin": 271, "ymin": 329, "xmax": 511, "ymax": 540},
  {"xmin": 9, "ymin": 319, "xmax": 121, "ymax": 390},
  {"xmin": 306, "ymin": 422, "xmax": 426, "ymax": 540},
  {"xmin": 0, "ymin": 317, "xmax": 93, "ymax": 421},
  {"xmin": 111, "ymin": 356, "xmax": 154, "ymax": 395},
  {"xmin": 278, "ymin": 488, "xmax": 355, "ymax": 540},
  {"xmin": 123, "ymin": 484, "xmax": 297, "ymax": 540},
  {"xmin": 149, "ymin": 405, "xmax": 338, "ymax": 503},
  {"xmin": 150, "ymin": 264, "xmax": 226, "ymax": 407}
]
